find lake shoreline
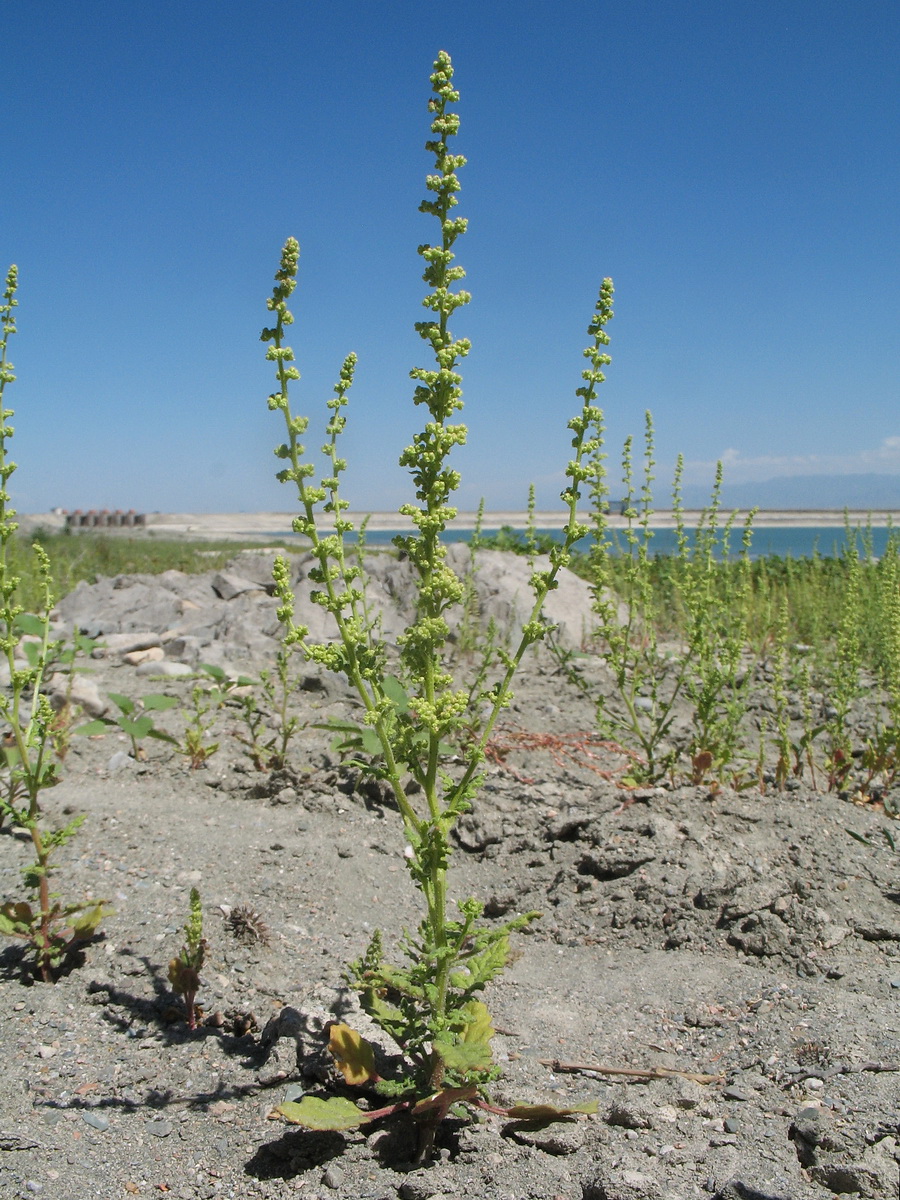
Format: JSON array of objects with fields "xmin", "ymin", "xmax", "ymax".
[{"xmin": 19, "ymin": 507, "xmax": 900, "ymax": 539}]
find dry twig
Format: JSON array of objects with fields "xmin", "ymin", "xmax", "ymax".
[{"xmin": 539, "ymin": 1058, "xmax": 724, "ymax": 1085}]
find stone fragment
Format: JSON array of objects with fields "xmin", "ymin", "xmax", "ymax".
[
  {"xmin": 92, "ymin": 632, "xmax": 162, "ymax": 657},
  {"xmin": 80, "ymin": 1111, "xmax": 109, "ymax": 1131},
  {"xmin": 211, "ymin": 572, "xmax": 266, "ymax": 601},
  {"xmin": 135, "ymin": 660, "xmax": 194, "ymax": 677},
  {"xmin": 810, "ymin": 1158, "xmax": 891, "ymax": 1198},
  {"xmin": 47, "ymin": 673, "xmax": 107, "ymax": 717},
  {"xmin": 672, "ymin": 1079, "xmax": 704, "ymax": 1109},
  {"xmin": 122, "ymin": 646, "xmax": 164, "ymax": 666}
]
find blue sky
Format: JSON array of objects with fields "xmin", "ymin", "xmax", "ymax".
[{"xmin": 4, "ymin": 1, "xmax": 899, "ymax": 514}]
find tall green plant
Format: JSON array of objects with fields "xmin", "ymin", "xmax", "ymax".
[
  {"xmin": 262, "ymin": 52, "xmax": 600, "ymax": 1158},
  {"xmin": 823, "ymin": 531, "xmax": 863, "ymax": 789},
  {"xmin": 860, "ymin": 535, "xmax": 900, "ymax": 793},
  {"xmin": 677, "ymin": 462, "xmax": 756, "ymax": 783},
  {"xmin": 589, "ymin": 415, "xmax": 689, "ymax": 781},
  {"xmin": 0, "ymin": 267, "xmax": 109, "ymax": 980}
]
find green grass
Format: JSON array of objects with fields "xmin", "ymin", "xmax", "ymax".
[{"xmin": 9, "ymin": 532, "xmax": 294, "ymax": 613}]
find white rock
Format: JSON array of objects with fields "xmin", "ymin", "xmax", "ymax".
[
  {"xmin": 122, "ymin": 646, "xmax": 165, "ymax": 666},
  {"xmin": 135, "ymin": 660, "xmax": 193, "ymax": 678},
  {"xmin": 47, "ymin": 673, "xmax": 108, "ymax": 718}
]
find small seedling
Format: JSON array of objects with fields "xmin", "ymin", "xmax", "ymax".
[
  {"xmin": 232, "ymin": 654, "xmax": 303, "ymax": 772},
  {"xmin": 76, "ymin": 691, "xmax": 180, "ymax": 760},
  {"xmin": 168, "ymin": 887, "xmax": 206, "ymax": 1029},
  {"xmin": 178, "ymin": 684, "xmax": 220, "ymax": 769},
  {"xmin": 198, "ymin": 662, "xmax": 256, "ymax": 698}
]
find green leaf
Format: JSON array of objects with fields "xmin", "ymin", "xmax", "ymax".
[
  {"xmin": 0, "ymin": 900, "xmax": 34, "ymax": 937},
  {"xmin": 121, "ymin": 715, "xmax": 154, "ymax": 741},
  {"xmin": 846, "ymin": 828, "xmax": 873, "ymax": 847},
  {"xmin": 69, "ymin": 903, "xmax": 111, "ymax": 940},
  {"xmin": 73, "ymin": 719, "xmax": 109, "ymax": 737},
  {"xmin": 435, "ymin": 1000, "xmax": 495, "ymax": 1074},
  {"xmin": 276, "ymin": 1096, "xmax": 373, "ymax": 1131},
  {"xmin": 359, "ymin": 727, "xmax": 383, "ymax": 755},
  {"xmin": 435, "ymin": 1038, "xmax": 494, "ymax": 1074},
  {"xmin": 107, "ymin": 692, "xmax": 135, "ymax": 717},
  {"xmin": 382, "ymin": 675, "xmax": 410, "ymax": 711},
  {"xmin": 142, "ymin": 694, "xmax": 179, "ymax": 711},
  {"xmin": 14, "ymin": 613, "xmax": 47, "ymax": 637},
  {"xmin": 148, "ymin": 728, "xmax": 179, "ymax": 745}
]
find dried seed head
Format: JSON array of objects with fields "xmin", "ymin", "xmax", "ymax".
[{"xmin": 224, "ymin": 905, "xmax": 270, "ymax": 946}]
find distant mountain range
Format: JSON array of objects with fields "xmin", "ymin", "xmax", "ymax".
[{"xmin": 679, "ymin": 473, "xmax": 900, "ymax": 511}]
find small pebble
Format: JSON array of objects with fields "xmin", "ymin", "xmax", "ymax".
[
  {"xmin": 322, "ymin": 1165, "xmax": 344, "ymax": 1189},
  {"xmin": 723, "ymin": 1117, "xmax": 740, "ymax": 1133},
  {"xmin": 80, "ymin": 1111, "xmax": 109, "ymax": 1131},
  {"xmin": 146, "ymin": 1119, "xmax": 174, "ymax": 1137},
  {"xmin": 722, "ymin": 1086, "xmax": 749, "ymax": 1101}
]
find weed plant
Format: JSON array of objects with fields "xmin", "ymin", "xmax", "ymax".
[
  {"xmin": 76, "ymin": 690, "xmax": 180, "ymax": 759},
  {"xmin": 232, "ymin": 651, "xmax": 305, "ymax": 771},
  {"xmin": 674, "ymin": 462, "xmax": 756, "ymax": 784},
  {"xmin": 168, "ymin": 887, "xmax": 206, "ymax": 1029},
  {"xmin": 262, "ymin": 52, "xmax": 601, "ymax": 1158},
  {"xmin": 0, "ymin": 267, "xmax": 109, "ymax": 980},
  {"xmin": 585, "ymin": 416, "xmax": 758, "ymax": 783}
]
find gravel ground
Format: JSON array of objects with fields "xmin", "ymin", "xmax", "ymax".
[{"xmin": 0, "ymin": 550, "xmax": 898, "ymax": 1200}]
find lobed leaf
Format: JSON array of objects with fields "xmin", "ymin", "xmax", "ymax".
[
  {"xmin": 0, "ymin": 900, "xmax": 34, "ymax": 936},
  {"xmin": 328, "ymin": 1023, "xmax": 378, "ymax": 1086},
  {"xmin": 68, "ymin": 902, "xmax": 111, "ymax": 940}
]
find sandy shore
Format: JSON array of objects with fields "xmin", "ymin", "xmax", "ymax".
[{"xmin": 19, "ymin": 508, "xmax": 900, "ymax": 539}]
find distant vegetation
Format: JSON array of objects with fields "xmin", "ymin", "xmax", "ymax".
[{"xmin": 8, "ymin": 532, "xmax": 294, "ymax": 612}]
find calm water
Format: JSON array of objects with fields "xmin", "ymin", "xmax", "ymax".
[{"xmin": 289, "ymin": 524, "xmax": 898, "ymax": 560}]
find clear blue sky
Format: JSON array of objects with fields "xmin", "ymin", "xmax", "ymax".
[{"xmin": 5, "ymin": 1, "xmax": 899, "ymax": 514}]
